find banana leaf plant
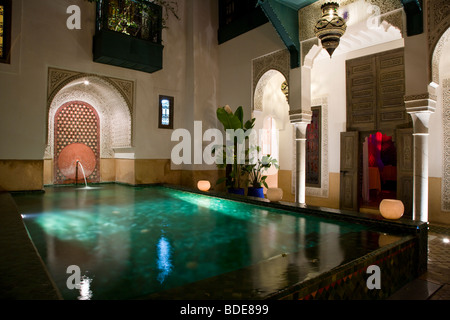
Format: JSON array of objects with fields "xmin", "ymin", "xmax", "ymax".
[{"xmin": 214, "ymin": 105, "xmax": 255, "ymax": 191}]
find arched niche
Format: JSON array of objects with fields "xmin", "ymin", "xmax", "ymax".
[{"xmin": 45, "ymin": 69, "xmax": 134, "ymax": 160}]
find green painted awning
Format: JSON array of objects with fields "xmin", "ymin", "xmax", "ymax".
[{"xmin": 257, "ymin": 0, "xmax": 318, "ymax": 68}]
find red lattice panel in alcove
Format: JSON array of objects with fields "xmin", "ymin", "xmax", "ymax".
[{"xmin": 54, "ymin": 102, "xmax": 100, "ymax": 184}]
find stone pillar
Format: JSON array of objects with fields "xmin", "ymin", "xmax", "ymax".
[
  {"xmin": 290, "ymin": 112, "xmax": 311, "ymax": 205},
  {"xmin": 288, "ymin": 60, "xmax": 314, "ymax": 205},
  {"xmin": 405, "ymin": 94, "xmax": 436, "ymax": 222}
]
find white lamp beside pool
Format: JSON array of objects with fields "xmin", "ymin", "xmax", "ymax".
[
  {"xmin": 197, "ymin": 180, "xmax": 211, "ymax": 192},
  {"xmin": 266, "ymin": 188, "xmax": 283, "ymax": 202},
  {"xmin": 379, "ymin": 199, "xmax": 404, "ymax": 220}
]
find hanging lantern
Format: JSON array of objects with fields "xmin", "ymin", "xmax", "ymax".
[{"xmin": 314, "ymin": 2, "xmax": 347, "ymax": 58}]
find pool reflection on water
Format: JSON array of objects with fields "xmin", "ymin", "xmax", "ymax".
[{"xmin": 13, "ymin": 184, "xmax": 404, "ymax": 300}]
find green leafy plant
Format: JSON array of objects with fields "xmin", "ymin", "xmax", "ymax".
[
  {"xmin": 214, "ymin": 105, "xmax": 255, "ymax": 190},
  {"xmin": 244, "ymin": 151, "xmax": 279, "ymax": 189},
  {"xmin": 86, "ymin": 0, "xmax": 179, "ymax": 38}
]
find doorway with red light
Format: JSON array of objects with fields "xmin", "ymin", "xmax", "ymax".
[{"xmin": 361, "ymin": 132, "xmax": 397, "ymax": 211}]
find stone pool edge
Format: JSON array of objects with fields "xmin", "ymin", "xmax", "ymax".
[
  {"xmin": 0, "ymin": 192, "xmax": 62, "ymax": 300},
  {"xmin": 3, "ymin": 183, "xmax": 428, "ymax": 300},
  {"xmin": 158, "ymin": 184, "xmax": 428, "ymax": 300}
]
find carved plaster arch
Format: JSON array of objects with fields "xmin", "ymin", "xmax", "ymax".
[
  {"xmin": 430, "ymin": 26, "xmax": 450, "ymax": 212},
  {"xmin": 431, "ymin": 27, "xmax": 450, "ymax": 86},
  {"xmin": 427, "ymin": 0, "xmax": 450, "ymax": 84},
  {"xmin": 252, "ymin": 50, "xmax": 290, "ymax": 112},
  {"xmin": 45, "ymin": 69, "xmax": 134, "ymax": 159}
]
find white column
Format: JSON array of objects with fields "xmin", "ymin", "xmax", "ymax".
[
  {"xmin": 288, "ymin": 61, "xmax": 313, "ymax": 205},
  {"xmin": 406, "ymin": 97, "xmax": 436, "ymax": 222},
  {"xmin": 290, "ymin": 112, "xmax": 311, "ymax": 205}
]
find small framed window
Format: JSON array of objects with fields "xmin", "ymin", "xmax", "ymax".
[
  {"xmin": 158, "ymin": 95, "xmax": 174, "ymax": 129},
  {"xmin": 0, "ymin": 0, "xmax": 12, "ymax": 64}
]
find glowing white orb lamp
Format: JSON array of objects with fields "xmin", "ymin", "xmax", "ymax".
[
  {"xmin": 266, "ymin": 188, "xmax": 283, "ymax": 202},
  {"xmin": 379, "ymin": 199, "xmax": 404, "ymax": 220},
  {"xmin": 197, "ymin": 180, "xmax": 211, "ymax": 192}
]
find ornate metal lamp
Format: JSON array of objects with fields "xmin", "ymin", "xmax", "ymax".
[{"xmin": 314, "ymin": 2, "xmax": 347, "ymax": 58}]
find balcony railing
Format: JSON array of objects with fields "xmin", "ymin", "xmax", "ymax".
[
  {"xmin": 94, "ymin": 0, "xmax": 164, "ymax": 73},
  {"xmin": 97, "ymin": 0, "xmax": 162, "ymax": 44}
]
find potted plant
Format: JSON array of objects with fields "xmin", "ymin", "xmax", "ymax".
[
  {"xmin": 215, "ymin": 105, "xmax": 255, "ymax": 195},
  {"xmin": 87, "ymin": 0, "xmax": 179, "ymax": 33},
  {"xmin": 244, "ymin": 151, "xmax": 279, "ymax": 198}
]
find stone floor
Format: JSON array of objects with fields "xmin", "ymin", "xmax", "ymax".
[{"xmin": 388, "ymin": 223, "xmax": 450, "ymax": 300}]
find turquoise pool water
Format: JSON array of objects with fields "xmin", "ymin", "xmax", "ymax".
[{"xmin": 14, "ymin": 184, "xmax": 397, "ymax": 300}]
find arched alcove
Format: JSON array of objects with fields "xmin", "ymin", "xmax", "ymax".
[
  {"xmin": 253, "ymin": 69, "xmax": 291, "ymax": 189},
  {"xmin": 45, "ymin": 71, "xmax": 134, "ymax": 184}
]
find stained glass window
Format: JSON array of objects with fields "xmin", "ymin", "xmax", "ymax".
[
  {"xmin": 158, "ymin": 96, "xmax": 174, "ymax": 129},
  {"xmin": 161, "ymin": 99, "xmax": 170, "ymax": 125},
  {"xmin": 0, "ymin": 0, "xmax": 11, "ymax": 64}
]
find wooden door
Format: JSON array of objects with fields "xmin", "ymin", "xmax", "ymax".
[
  {"xmin": 396, "ymin": 128, "xmax": 414, "ymax": 218},
  {"xmin": 340, "ymin": 131, "xmax": 360, "ymax": 211},
  {"xmin": 346, "ymin": 48, "xmax": 409, "ymax": 132}
]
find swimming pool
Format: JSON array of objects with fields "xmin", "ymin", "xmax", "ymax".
[{"xmin": 13, "ymin": 184, "xmax": 427, "ymax": 300}]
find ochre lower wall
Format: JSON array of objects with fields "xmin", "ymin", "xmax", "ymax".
[
  {"xmin": 0, "ymin": 160, "xmax": 43, "ymax": 192},
  {"xmin": 115, "ymin": 159, "xmax": 135, "ymax": 185},
  {"xmin": 278, "ymin": 170, "xmax": 341, "ymax": 209},
  {"xmin": 5, "ymin": 160, "xmax": 450, "ymax": 226}
]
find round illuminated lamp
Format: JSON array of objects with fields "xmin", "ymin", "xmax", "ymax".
[
  {"xmin": 197, "ymin": 180, "xmax": 211, "ymax": 192},
  {"xmin": 379, "ymin": 199, "xmax": 404, "ymax": 220},
  {"xmin": 266, "ymin": 188, "xmax": 283, "ymax": 202}
]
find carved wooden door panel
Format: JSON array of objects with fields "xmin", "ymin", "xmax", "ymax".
[
  {"xmin": 346, "ymin": 56, "xmax": 377, "ymax": 132},
  {"xmin": 340, "ymin": 131, "xmax": 360, "ymax": 211},
  {"xmin": 396, "ymin": 128, "xmax": 414, "ymax": 218},
  {"xmin": 377, "ymin": 49, "xmax": 409, "ymax": 131},
  {"xmin": 346, "ymin": 48, "xmax": 408, "ymax": 132}
]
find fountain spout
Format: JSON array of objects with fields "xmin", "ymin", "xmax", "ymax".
[{"xmin": 76, "ymin": 160, "xmax": 88, "ymax": 188}]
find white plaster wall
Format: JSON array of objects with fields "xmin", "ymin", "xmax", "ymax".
[
  {"xmin": 0, "ymin": 0, "xmax": 192, "ymax": 161},
  {"xmin": 218, "ymin": 23, "xmax": 285, "ymax": 126},
  {"xmin": 311, "ymin": 54, "xmax": 347, "ymax": 174}
]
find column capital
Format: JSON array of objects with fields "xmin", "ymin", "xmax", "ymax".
[
  {"xmin": 404, "ymin": 92, "xmax": 437, "ymax": 112},
  {"xmin": 289, "ymin": 110, "xmax": 312, "ymax": 124},
  {"xmin": 405, "ymin": 93, "xmax": 436, "ymax": 135}
]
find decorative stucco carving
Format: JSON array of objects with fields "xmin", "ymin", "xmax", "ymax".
[
  {"xmin": 428, "ymin": 0, "xmax": 450, "ymax": 66},
  {"xmin": 443, "ymin": 78, "xmax": 450, "ymax": 212},
  {"xmin": 299, "ymin": 0, "xmax": 404, "ymax": 42},
  {"xmin": 252, "ymin": 50, "xmax": 290, "ymax": 111},
  {"xmin": 431, "ymin": 27, "xmax": 450, "ymax": 85},
  {"xmin": 45, "ymin": 68, "xmax": 134, "ymax": 160}
]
